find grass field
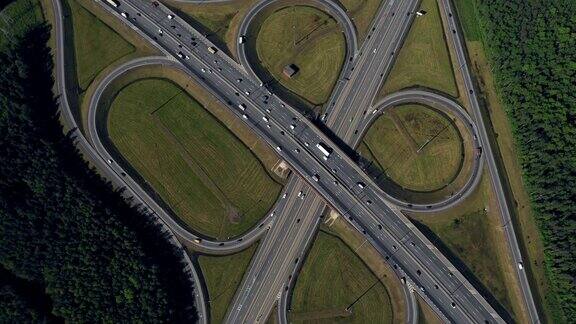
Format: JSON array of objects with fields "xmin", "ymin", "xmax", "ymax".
[
  {"xmin": 358, "ymin": 105, "xmax": 463, "ymax": 192},
  {"xmin": 108, "ymin": 79, "xmax": 282, "ymax": 239},
  {"xmin": 339, "ymin": 0, "xmax": 383, "ymax": 41},
  {"xmin": 290, "ymin": 231, "xmax": 393, "ymax": 323},
  {"xmin": 379, "ymin": 0, "xmax": 458, "ymax": 98},
  {"xmin": 0, "ymin": 0, "xmax": 44, "ymax": 49},
  {"xmin": 452, "ymin": 0, "xmax": 481, "ymax": 41},
  {"xmin": 66, "ymin": 0, "xmax": 134, "ymax": 91},
  {"xmin": 256, "ymin": 6, "xmax": 345, "ymax": 106},
  {"xmin": 198, "ymin": 244, "xmax": 257, "ymax": 324},
  {"xmin": 410, "ymin": 174, "xmax": 519, "ymax": 321}
]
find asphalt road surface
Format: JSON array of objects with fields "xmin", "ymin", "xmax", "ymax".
[{"xmin": 94, "ymin": 0, "xmax": 505, "ymax": 322}]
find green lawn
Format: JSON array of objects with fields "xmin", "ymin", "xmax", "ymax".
[
  {"xmin": 290, "ymin": 231, "xmax": 393, "ymax": 323},
  {"xmin": 0, "ymin": 0, "xmax": 44, "ymax": 49},
  {"xmin": 108, "ymin": 79, "xmax": 282, "ymax": 239},
  {"xmin": 198, "ymin": 244, "xmax": 257, "ymax": 324},
  {"xmin": 379, "ymin": 0, "xmax": 458, "ymax": 98},
  {"xmin": 67, "ymin": 0, "xmax": 134, "ymax": 91},
  {"xmin": 359, "ymin": 105, "xmax": 462, "ymax": 192},
  {"xmin": 339, "ymin": 0, "xmax": 383, "ymax": 41},
  {"xmin": 256, "ymin": 6, "xmax": 345, "ymax": 106},
  {"xmin": 452, "ymin": 0, "xmax": 481, "ymax": 41}
]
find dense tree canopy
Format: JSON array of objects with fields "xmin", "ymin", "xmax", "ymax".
[
  {"xmin": 477, "ymin": 0, "xmax": 576, "ymax": 321},
  {"xmin": 0, "ymin": 2, "xmax": 197, "ymax": 322}
]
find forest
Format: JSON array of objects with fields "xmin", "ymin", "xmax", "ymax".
[
  {"xmin": 0, "ymin": 1, "xmax": 197, "ymax": 322},
  {"xmin": 477, "ymin": 0, "xmax": 575, "ymax": 321}
]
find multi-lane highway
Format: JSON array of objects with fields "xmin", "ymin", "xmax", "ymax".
[
  {"xmin": 226, "ymin": 0, "xmax": 424, "ymax": 322},
  {"xmin": 91, "ymin": 0, "xmax": 506, "ymax": 322},
  {"xmin": 50, "ymin": 0, "xmax": 539, "ymax": 322}
]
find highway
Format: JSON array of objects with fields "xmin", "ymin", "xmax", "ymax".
[
  {"xmin": 438, "ymin": 0, "xmax": 540, "ymax": 321},
  {"xmin": 92, "ymin": 0, "xmax": 506, "ymax": 322},
  {"xmin": 226, "ymin": 0, "xmax": 424, "ymax": 322},
  {"xmin": 47, "ymin": 0, "xmax": 208, "ymax": 322}
]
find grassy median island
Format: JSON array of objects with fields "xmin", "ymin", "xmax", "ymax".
[
  {"xmin": 198, "ymin": 244, "xmax": 257, "ymax": 324},
  {"xmin": 359, "ymin": 105, "xmax": 463, "ymax": 192},
  {"xmin": 107, "ymin": 79, "xmax": 282, "ymax": 239},
  {"xmin": 379, "ymin": 0, "xmax": 458, "ymax": 98},
  {"xmin": 290, "ymin": 231, "xmax": 393, "ymax": 323},
  {"xmin": 66, "ymin": 0, "xmax": 135, "ymax": 92},
  {"xmin": 256, "ymin": 6, "xmax": 345, "ymax": 106}
]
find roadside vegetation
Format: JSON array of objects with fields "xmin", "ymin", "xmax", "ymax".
[
  {"xmin": 379, "ymin": 0, "xmax": 458, "ymax": 98},
  {"xmin": 65, "ymin": 0, "xmax": 135, "ymax": 91},
  {"xmin": 256, "ymin": 6, "xmax": 345, "ymax": 106},
  {"xmin": 0, "ymin": 2, "xmax": 196, "ymax": 321},
  {"xmin": 108, "ymin": 79, "xmax": 282, "ymax": 239},
  {"xmin": 290, "ymin": 231, "xmax": 393, "ymax": 323},
  {"xmin": 338, "ymin": 0, "xmax": 383, "ymax": 41},
  {"xmin": 358, "ymin": 105, "xmax": 463, "ymax": 192},
  {"xmin": 470, "ymin": 0, "xmax": 576, "ymax": 321},
  {"xmin": 198, "ymin": 244, "xmax": 258, "ymax": 324}
]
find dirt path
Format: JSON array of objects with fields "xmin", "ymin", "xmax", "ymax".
[{"xmin": 389, "ymin": 110, "xmax": 419, "ymax": 152}]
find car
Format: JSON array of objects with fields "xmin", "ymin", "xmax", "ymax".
[
  {"xmin": 237, "ymin": 78, "xmax": 243, "ymax": 83},
  {"xmin": 357, "ymin": 181, "xmax": 366, "ymax": 189},
  {"xmin": 451, "ymin": 302, "xmax": 457, "ymax": 308},
  {"xmin": 167, "ymin": 14, "xmax": 175, "ymax": 19},
  {"xmin": 245, "ymin": 91, "xmax": 250, "ymax": 95},
  {"xmin": 282, "ymin": 193, "xmax": 287, "ymax": 199},
  {"xmin": 312, "ymin": 174, "xmax": 319, "ymax": 182},
  {"xmin": 158, "ymin": 29, "xmax": 163, "ymax": 35},
  {"xmin": 193, "ymin": 238, "xmax": 202, "ymax": 243},
  {"xmin": 238, "ymin": 36, "xmax": 246, "ymax": 44},
  {"xmin": 276, "ymin": 146, "xmax": 282, "ymax": 152},
  {"xmin": 177, "ymin": 52, "xmax": 184, "ymax": 58},
  {"xmin": 290, "ymin": 124, "xmax": 296, "ymax": 130},
  {"xmin": 242, "ymin": 114, "xmax": 248, "ymax": 119},
  {"xmin": 294, "ymin": 148, "xmax": 300, "ymax": 153},
  {"xmin": 107, "ymin": 159, "xmax": 113, "ymax": 164},
  {"xmin": 201, "ymin": 68, "xmax": 206, "ymax": 73},
  {"xmin": 262, "ymin": 116, "xmax": 269, "ymax": 122},
  {"xmin": 518, "ymin": 262, "xmax": 524, "ymax": 270},
  {"xmin": 120, "ymin": 12, "xmax": 128, "ymax": 18}
]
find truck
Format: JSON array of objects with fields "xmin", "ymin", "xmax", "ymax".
[
  {"xmin": 105, "ymin": 0, "xmax": 119, "ymax": 7},
  {"xmin": 316, "ymin": 142, "xmax": 332, "ymax": 160},
  {"xmin": 207, "ymin": 46, "xmax": 218, "ymax": 54}
]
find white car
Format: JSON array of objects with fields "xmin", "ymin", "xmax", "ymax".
[
  {"xmin": 242, "ymin": 114, "xmax": 248, "ymax": 120},
  {"xmin": 276, "ymin": 146, "xmax": 282, "ymax": 152},
  {"xmin": 167, "ymin": 14, "xmax": 175, "ymax": 19},
  {"xmin": 518, "ymin": 262, "xmax": 524, "ymax": 270},
  {"xmin": 121, "ymin": 12, "xmax": 128, "ymax": 18}
]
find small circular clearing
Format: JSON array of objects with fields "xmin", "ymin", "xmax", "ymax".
[
  {"xmin": 360, "ymin": 104, "xmax": 463, "ymax": 193},
  {"xmin": 255, "ymin": 5, "xmax": 346, "ymax": 106}
]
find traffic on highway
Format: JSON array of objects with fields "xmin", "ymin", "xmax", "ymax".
[{"xmin": 47, "ymin": 0, "xmax": 541, "ymax": 321}]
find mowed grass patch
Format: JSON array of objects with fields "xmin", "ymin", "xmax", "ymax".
[
  {"xmin": 379, "ymin": 0, "xmax": 458, "ymax": 98},
  {"xmin": 290, "ymin": 231, "xmax": 393, "ymax": 323},
  {"xmin": 198, "ymin": 244, "xmax": 257, "ymax": 324},
  {"xmin": 452, "ymin": 0, "xmax": 481, "ymax": 41},
  {"xmin": 256, "ymin": 6, "xmax": 345, "ymax": 105},
  {"xmin": 0, "ymin": 0, "xmax": 44, "ymax": 49},
  {"xmin": 67, "ymin": 0, "xmax": 134, "ymax": 91},
  {"xmin": 410, "ymin": 175, "xmax": 517, "ymax": 320},
  {"xmin": 108, "ymin": 79, "xmax": 282, "ymax": 239},
  {"xmin": 359, "ymin": 105, "xmax": 462, "ymax": 192},
  {"xmin": 339, "ymin": 0, "xmax": 383, "ymax": 41}
]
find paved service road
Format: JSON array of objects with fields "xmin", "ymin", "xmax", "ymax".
[
  {"xmin": 93, "ymin": 0, "xmax": 505, "ymax": 322},
  {"xmin": 48, "ymin": 0, "xmax": 208, "ymax": 322},
  {"xmin": 438, "ymin": 0, "xmax": 540, "ymax": 321}
]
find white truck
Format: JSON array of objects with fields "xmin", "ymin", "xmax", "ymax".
[
  {"xmin": 207, "ymin": 46, "xmax": 218, "ymax": 54},
  {"xmin": 316, "ymin": 142, "xmax": 332, "ymax": 160}
]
